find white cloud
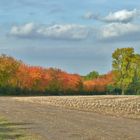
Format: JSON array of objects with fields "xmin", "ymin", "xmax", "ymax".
[
  {"xmin": 83, "ymin": 9, "xmax": 140, "ymax": 41},
  {"xmin": 10, "ymin": 23, "xmax": 90, "ymax": 40},
  {"xmin": 37, "ymin": 24, "xmax": 89, "ymax": 40},
  {"xmin": 83, "ymin": 12, "xmax": 99, "ymax": 20},
  {"xmin": 10, "ymin": 23, "xmax": 37, "ymax": 37},
  {"xmin": 103, "ymin": 9, "xmax": 139, "ymax": 23},
  {"xmin": 9, "ymin": 22, "xmax": 140, "ymax": 42},
  {"xmin": 84, "ymin": 9, "xmax": 139, "ymax": 23},
  {"xmin": 99, "ymin": 23, "xmax": 140, "ymax": 39}
]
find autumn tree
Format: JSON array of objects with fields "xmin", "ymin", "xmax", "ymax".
[
  {"xmin": 83, "ymin": 72, "xmax": 114, "ymax": 93},
  {"xmin": 45, "ymin": 68, "xmax": 63, "ymax": 94},
  {"xmin": 14, "ymin": 64, "xmax": 49, "ymax": 92},
  {"xmin": 45, "ymin": 68, "xmax": 83, "ymax": 94},
  {"xmin": 0, "ymin": 54, "xmax": 20, "ymax": 87}
]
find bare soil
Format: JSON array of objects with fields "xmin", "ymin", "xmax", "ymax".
[{"xmin": 0, "ymin": 96, "xmax": 139, "ymax": 140}]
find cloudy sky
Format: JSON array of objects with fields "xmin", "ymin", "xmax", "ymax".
[{"xmin": 0, "ymin": 0, "xmax": 140, "ymax": 75}]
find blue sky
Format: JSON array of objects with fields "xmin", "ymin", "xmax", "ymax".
[{"xmin": 0, "ymin": 0, "xmax": 140, "ymax": 75}]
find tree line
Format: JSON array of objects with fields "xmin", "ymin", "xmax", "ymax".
[{"xmin": 0, "ymin": 47, "xmax": 140, "ymax": 95}]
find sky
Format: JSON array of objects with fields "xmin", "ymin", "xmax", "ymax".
[{"xmin": 0, "ymin": 0, "xmax": 140, "ymax": 75}]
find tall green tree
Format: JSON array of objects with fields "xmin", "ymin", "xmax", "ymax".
[
  {"xmin": 112, "ymin": 48, "xmax": 135, "ymax": 95},
  {"xmin": 129, "ymin": 54, "xmax": 140, "ymax": 94}
]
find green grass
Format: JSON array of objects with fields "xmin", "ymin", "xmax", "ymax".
[{"xmin": 0, "ymin": 117, "xmax": 42, "ymax": 140}]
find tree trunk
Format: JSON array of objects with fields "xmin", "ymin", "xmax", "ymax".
[{"xmin": 122, "ymin": 88, "xmax": 125, "ymax": 95}]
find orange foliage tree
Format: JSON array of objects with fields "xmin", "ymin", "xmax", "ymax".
[
  {"xmin": 83, "ymin": 72, "xmax": 115, "ymax": 93},
  {"xmin": 12, "ymin": 65, "xmax": 83, "ymax": 94},
  {"xmin": 0, "ymin": 54, "xmax": 116, "ymax": 95}
]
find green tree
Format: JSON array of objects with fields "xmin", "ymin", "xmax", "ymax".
[
  {"xmin": 128, "ymin": 54, "xmax": 140, "ymax": 94},
  {"xmin": 112, "ymin": 48, "xmax": 135, "ymax": 95},
  {"xmin": 84, "ymin": 71, "xmax": 99, "ymax": 80}
]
